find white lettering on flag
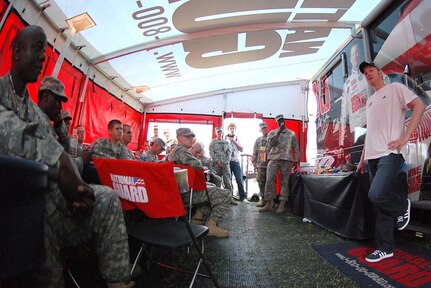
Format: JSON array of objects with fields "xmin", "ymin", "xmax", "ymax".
[{"xmin": 109, "ymin": 173, "xmax": 149, "ymax": 203}]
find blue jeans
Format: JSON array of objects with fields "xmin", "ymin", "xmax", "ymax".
[
  {"xmin": 230, "ymin": 160, "xmax": 246, "ymax": 200},
  {"xmin": 368, "ymin": 153, "xmax": 408, "ymax": 252}
]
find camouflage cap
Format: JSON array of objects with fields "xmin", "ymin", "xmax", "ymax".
[
  {"xmin": 275, "ymin": 114, "xmax": 284, "ymax": 121},
  {"xmin": 227, "ymin": 123, "xmax": 236, "ymax": 129},
  {"xmin": 176, "ymin": 127, "xmax": 195, "ymax": 137},
  {"xmin": 153, "ymin": 137, "xmax": 167, "ymax": 150},
  {"xmin": 39, "ymin": 76, "xmax": 68, "ymax": 103},
  {"xmin": 359, "ymin": 61, "xmax": 380, "ymax": 74},
  {"xmin": 61, "ymin": 110, "xmax": 72, "ymax": 120},
  {"xmin": 259, "ymin": 122, "xmax": 268, "ymax": 129},
  {"xmin": 215, "ymin": 127, "xmax": 223, "ymax": 133}
]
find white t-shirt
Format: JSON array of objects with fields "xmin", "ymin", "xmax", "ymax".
[{"xmin": 364, "ymin": 83, "xmax": 418, "ymax": 160}]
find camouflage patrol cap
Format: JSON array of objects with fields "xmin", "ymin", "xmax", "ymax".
[
  {"xmin": 227, "ymin": 123, "xmax": 236, "ymax": 129},
  {"xmin": 176, "ymin": 127, "xmax": 195, "ymax": 137},
  {"xmin": 275, "ymin": 114, "xmax": 284, "ymax": 122},
  {"xmin": 259, "ymin": 122, "xmax": 268, "ymax": 129},
  {"xmin": 153, "ymin": 137, "xmax": 167, "ymax": 150},
  {"xmin": 215, "ymin": 127, "xmax": 223, "ymax": 133},
  {"xmin": 61, "ymin": 110, "xmax": 72, "ymax": 120},
  {"xmin": 39, "ymin": 76, "xmax": 68, "ymax": 102}
]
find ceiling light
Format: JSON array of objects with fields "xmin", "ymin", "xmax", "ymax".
[
  {"xmin": 132, "ymin": 86, "xmax": 151, "ymax": 93},
  {"xmin": 66, "ymin": 12, "xmax": 96, "ymax": 32}
]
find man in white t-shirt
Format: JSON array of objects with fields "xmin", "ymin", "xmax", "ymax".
[{"xmin": 357, "ymin": 61, "xmax": 425, "ymax": 263}]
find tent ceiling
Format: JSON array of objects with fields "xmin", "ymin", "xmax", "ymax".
[{"xmin": 41, "ymin": 0, "xmax": 384, "ymax": 104}]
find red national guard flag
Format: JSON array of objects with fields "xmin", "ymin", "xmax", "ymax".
[{"xmin": 94, "ymin": 159, "xmax": 185, "ymax": 218}]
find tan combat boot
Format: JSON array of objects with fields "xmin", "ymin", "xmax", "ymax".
[
  {"xmin": 258, "ymin": 201, "xmax": 274, "ymax": 212},
  {"xmin": 256, "ymin": 197, "xmax": 266, "ymax": 207},
  {"xmin": 106, "ymin": 281, "xmax": 135, "ymax": 288},
  {"xmin": 206, "ymin": 218, "xmax": 230, "ymax": 238},
  {"xmin": 191, "ymin": 210, "xmax": 205, "ymax": 225},
  {"xmin": 229, "ymin": 197, "xmax": 238, "ymax": 206},
  {"xmin": 276, "ymin": 200, "xmax": 286, "ymax": 214}
]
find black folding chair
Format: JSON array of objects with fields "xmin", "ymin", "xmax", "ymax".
[
  {"xmin": 0, "ymin": 154, "xmax": 48, "ymax": 281},
  {"xmin": 93, "ymin": 159, "xmax": 219, "ymax": 288}
]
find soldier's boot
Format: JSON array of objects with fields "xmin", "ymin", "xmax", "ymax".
[
  {"xmin": 276, "ymin": 200, "xmax": 286, "ymax": 214},
  {"xmin": 258, "ymin": 201, "xmax": 274, "ymax": 212},
  {"xmin": 206, "ymin": 218, "xmax": 230, "ymax": 238},
  {"xmin": 229, "ymin": 197, "xmax": 238, "ymax": 206},
  {"xmin": 256, "ymin": 197, "xmax": 266, "ymax": 207},
  {"xmin": 191, "ymin": 210, "xmax": 205, "ymax": 225},
  {"xmin": 107, "ymin": 281, "xmax": 135, "ymax": 288}
]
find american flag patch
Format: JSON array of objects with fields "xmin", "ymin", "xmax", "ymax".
[{"xmin": 134, "ymin": 177, "xmax": 146, "ymax": 187}]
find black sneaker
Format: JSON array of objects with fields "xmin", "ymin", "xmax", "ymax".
[
  {"xmin": 397, "ymin": 198, "xmax": 411, "ymax": 230},
  {"xmin": 365, "ymin": 250, "xmax": 394, "ymax": 262}
]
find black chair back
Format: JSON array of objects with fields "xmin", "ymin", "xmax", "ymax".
[{"xmin": 0, "ymin": 154, "xmax": 48, "ymax": 280}]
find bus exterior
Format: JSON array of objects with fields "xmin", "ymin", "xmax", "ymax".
[{"xmin": 311, "ymin": 0, "xmax": 431, "ymax": 202}]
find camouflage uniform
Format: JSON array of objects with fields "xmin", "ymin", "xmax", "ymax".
[
  {"xmin": 201, "ymin": 155, "xmax": 223, "ymax": 188},
  {"xmin": 92, "ymin": 138, "xmax": 134, "ymax": 160},
  {"xmin": 0, "ymin": 75, "xmax": 130, "ymax": 286},
  {"xmin": 209, "ymin": 138, "xmax": 233, "ymax": 191},
  {"xmin": 265, "ymin": 127, "xmax": 299, "ymax": 201},
  {"xmin": 145, "ymin": 150, "xmax": 159, "ymax": 162},
  {"xmin": 49, "ymin": 116, "xmax": 85, "ymax": 174},
  {"xmin": 168, "ymin": 145, "xmax": 230, "ymax": 222},
  {"xmin": 252, "ymin": 135, "xmax": 268, "ymax": 197}
]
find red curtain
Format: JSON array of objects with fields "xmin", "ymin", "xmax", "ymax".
[
  {"xmin": 81, "ymin": 82, "xmax": 142, "ymax": 150},
  {"xmin": 0, "ymin": 9, "xmax": 25, "ymax": 77}
]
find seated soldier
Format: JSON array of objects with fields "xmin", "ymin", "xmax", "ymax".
[
  {"xmin": 0, "ymin": 25, "xmax": 133, "ymax": 287},
  {"xmin": 190, "ymin": 141, "xmax": 222, "ymax": 187},
  {"xmin": 190, "ymin": 141, "xmax": 238, "ymax": 206},
  {"xmin": 92, "ymin": 119, "xmax": 134, "ymax": 160},
  {"xmin": 168, "ymin": 128, "xmax": 231, "ymax": 238},
  {"xmin": 144, "ymin": 137, "xmax": 166, "ymax": 162},
  {"xmin": 121, "ymin": 124, "xmax": 139, "ymax": 160},
  {"xmin": 37, "ymin": 76, "xmax": 92, "ymax": 174}
]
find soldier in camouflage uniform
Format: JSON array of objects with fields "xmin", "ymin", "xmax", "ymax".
[
  {"xmin": 168, "ymin": 128, "xmax": 231, "ymax": 238},
  {"xmin": 252, "ymin": 122, "xmax": 269, "ymax": 207},
  {"xmin": 190, "ymin": 141, "xmax": 222, "ymax": 187},
  {"xmin": 209, "ymin": 127, "xmax": 233, "ymax": 191},
  {"xmin": 121, "ymin": 124, "xmax": 137, "ymax": 160},
  {"xmin": 193, "ymin": 141, "xmax": 238, "ymax": 206},
  {"xmin": 0, "ymin": 26, "xmax": 132, "ymax": 287},
  {"xmin": 145, "ymin": 137, "xmax": 166, "ymax": 162},
  {"xmin": 92, "ymin": 119, "xmax": 135, "ymax": 160},
  {"xmin": 37, "ymin": 77, "xmax": 92, "ymax": 175},
  {"xmin": 259, "ymin": 114, "xmax": 299, "ymax": 214}
]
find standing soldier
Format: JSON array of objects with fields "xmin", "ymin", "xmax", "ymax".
[
  {"xmin": 252, "ymin": 122, "xmax": 269, "ymax": 207},
  {"xmin": 209, "ymin": 127, "xmax": 233, "ymax": 192},
  {"xmin": 259, "ymin": 114, "xmax": 299, "ymax": 214}
]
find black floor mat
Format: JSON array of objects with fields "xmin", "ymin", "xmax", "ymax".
[{"xmin": 313, "ymin": 241, "xmax": 431, "ymax": 288}]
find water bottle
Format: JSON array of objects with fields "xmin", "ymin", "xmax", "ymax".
[{"xmin": 69, "ymin": 138, "xmax": 78, "ymax": 158}]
